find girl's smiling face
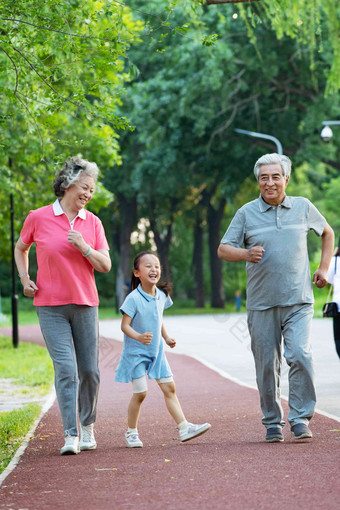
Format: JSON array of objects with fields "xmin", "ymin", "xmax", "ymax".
[{"xmin": 133, "ymin": 254, "xmax": 161, "ymax": 290}]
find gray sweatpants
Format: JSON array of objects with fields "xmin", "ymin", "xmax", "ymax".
[
  {"xmin": 247, "ymin": 303, "xmax": 315, "ymax": 429},
  {"xmin": 36, "ymin": 305, "xmax": 100, "ymax": 437}
]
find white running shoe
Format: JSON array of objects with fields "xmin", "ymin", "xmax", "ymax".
[
  {"xmin": 60, "ymin": 435, "xmax": 80, "ymax": 455},
  {"xmin": 79, "ymin": 424, "xmax": 97, "ymax": 451},
  {"xmin": 125, "ymin": 431, "xmax": 143, "ymax": 448},
  {"xmin": 179, "ymin": 422, "xmax": 211, "ymax": 442}
]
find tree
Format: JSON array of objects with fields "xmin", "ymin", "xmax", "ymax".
[
  {"xmin": 113, "ymin": 0, "xmax": 340, "ymax": 307},
  {"xmin": 0, "ymin": 1, "xmax": 144, "ymax": 262}
]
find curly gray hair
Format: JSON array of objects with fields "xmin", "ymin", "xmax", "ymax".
[
  {"xmin": 253, "ymin": 153, "xmax": 292, "ymax": 181},
  {"xmin": 53, "ymin": 156, "xmax": 99, "ymax": 197}
]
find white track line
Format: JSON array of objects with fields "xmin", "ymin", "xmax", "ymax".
[{"xmin": 190, "ymin": 354, "xmax": 340, "ymax": 424}]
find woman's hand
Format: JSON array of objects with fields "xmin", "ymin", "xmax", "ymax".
[
  {"xmin": 21, "ymin": 276, "xmax": 38, "ymax": 298},
  {"xmin": 67, "ymin": 230, "xmax": 88, "ymax": 254},
  {"xmin": 67, "ymin": 230, "xmax": 111, "ymax": 272}
]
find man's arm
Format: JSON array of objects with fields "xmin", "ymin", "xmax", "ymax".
[
  {"xmin": 313, "ymin": 222, "xmax": 334, "ymax": 288},
  {"xmin": 217, "ymin": 244, "xmax": 265, "ymax": 264}
]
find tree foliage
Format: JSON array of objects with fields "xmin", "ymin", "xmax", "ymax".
[
  {"xmin": 1, "ymin": 0, "xmax": 340, "ymax": 306},
  {"xmin": 192, "ymin": 0, "xmax": 340, "ymax": 95},
  {"xmin": 107, "ymin": 0, "xmax": 340, "ymax": 305}
]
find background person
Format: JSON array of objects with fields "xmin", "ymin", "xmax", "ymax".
[
  {"xmin": 326, "ymin": 237, "xmax": 340, "ymax": 360},
  {"xmin": 218, "ymin": 153, "xmax": 334, "ymax": 443},
  {"xmin": 15, "ymin": 156, "xmax": 111, "ymax": 455},
  {"xmin": 115, "ymin": 251, "xmax": 211, "ymax": 447}
]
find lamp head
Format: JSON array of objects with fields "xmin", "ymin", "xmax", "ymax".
[{"xmin": 321, "ymin": 125, "xmax": 333, "ymax": 142}]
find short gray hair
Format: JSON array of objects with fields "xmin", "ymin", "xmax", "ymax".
[
  {"xmin": 253, "ymin": 153, "xmax": 292, "ymax": 181},
  {"xmin": 53, "ymin": 156, "xmax": 99, "ymax": 197}
]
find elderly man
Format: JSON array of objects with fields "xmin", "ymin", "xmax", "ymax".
[{"xmin": 218, "ymin": 153, "xmax": 334, "ymax": 442}]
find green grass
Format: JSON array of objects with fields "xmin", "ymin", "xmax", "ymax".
[
  {"xmin": 0, "ymin": 290, "xmax": 328, "ymax": 327},
  {"xmin": 0, "ymin": 336, "xmax": 54, "ymax": 474},
  {"xmin": 98, "ymin": 299, "xmax": 246, "ymax": 320},
  {"xmin": 0, "ymin": 404, "xmax": 41, "ymax": 473},
  {"xmin": 0, "ymin": 336, "xmax": 54, "ymax": 394}
]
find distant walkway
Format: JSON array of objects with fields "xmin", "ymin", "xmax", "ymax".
[{"xmin": 0, "ymin": 325, "xmax": 340, "ymax": 509}]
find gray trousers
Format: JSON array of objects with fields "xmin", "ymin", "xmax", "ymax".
[
  {"xmin": 247, "ymin": 303, "xmax": 315, "ymax": 429},
  {"xmin": 36, "ymin": 305, "xmax": 100, "ymax": 437}
]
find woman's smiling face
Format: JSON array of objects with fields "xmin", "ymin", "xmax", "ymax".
[{"xmin": 64, "ymin": 174, "xmax": 95, "ymax": 211}]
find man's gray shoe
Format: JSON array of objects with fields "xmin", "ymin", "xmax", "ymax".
[
  {"xmin": 265, "ymin": 427, "xmax": 284, "ymax": 443},
  {"xmin": 291, "ymin": 423, "xmax": 312, "ymax": 440}
]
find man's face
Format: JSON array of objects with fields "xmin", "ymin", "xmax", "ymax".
[{"xmin": 258, "ymin": 163, "xmax": 289, "ymax": 206}]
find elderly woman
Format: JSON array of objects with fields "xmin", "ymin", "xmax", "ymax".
[{"xmin": 15, "ymin": 156, "xmax": 111, "ymax": 455}]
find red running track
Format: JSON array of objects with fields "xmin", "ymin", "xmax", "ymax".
[{"xmin": 0, "ymin": 325, "xmax": 339, "ymax": 510}]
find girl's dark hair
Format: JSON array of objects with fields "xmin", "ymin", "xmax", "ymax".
[{"xmin": 130, "ymin": 251, "xmax": 172, "ymax": 296}]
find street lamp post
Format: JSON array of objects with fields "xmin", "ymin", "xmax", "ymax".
[
  {"xmin": 10, "ymin": 194, "xmax": 19, "ymax": 348},
  {"xmin": 234, "ymin": 128, "xmax": 283, "ymax": 155},
  {"xmin": 320, "ymin": 120, "xmax": 340, "ymax": 142}
]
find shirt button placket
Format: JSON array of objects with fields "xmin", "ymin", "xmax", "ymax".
[{"xmin": 277, "ymin": 205, "xmax": 282, "ymax": 229}]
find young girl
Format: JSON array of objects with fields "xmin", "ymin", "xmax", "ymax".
[{"xmin": 114, "ymin": 251, "xmax": 211, "ymax": 447}]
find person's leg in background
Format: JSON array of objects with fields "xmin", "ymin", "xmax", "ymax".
[{"xmin": 332, "ymin": 317, "xmax": 340, "ymax": 360}]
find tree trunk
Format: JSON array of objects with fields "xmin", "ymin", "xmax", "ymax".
[
  {"xmin": 148, "ymin": 201, "xmax": 176, "ymax": 282},
  {"xmin": 207, "ymin": 198, "xmax": 226, "ymax": 308},
  {"xmin": 113, "ymin": 193, "xmax": 137, "ymax": 309},
  {"xmin": 149, "ymin": 216, "xmax": 173, "ymax": 281},
  {"xmin": 192, "ymin": 214, "xmax": 205, "ymax": 307}
]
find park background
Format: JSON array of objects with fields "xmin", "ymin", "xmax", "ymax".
[{"xmin": 1, "ymin": 0, "xmax": 340, "ymax": 320}]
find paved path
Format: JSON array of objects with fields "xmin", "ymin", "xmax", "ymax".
[
  {"xmin": 0, "ymin": 324, "xmax": 340, "ymax": 509},
  {"xmin": 100, "ymin": 314, "xmax": 340, "ymax": 419}
]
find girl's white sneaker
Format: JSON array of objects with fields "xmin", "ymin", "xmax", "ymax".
[
  {"xmin": 125, "ymin": 431, "xmax": 143, "ymax": 448},
  {"xmin": 179, "ymin": 422, "xmax": 211, "ymax": 442}
]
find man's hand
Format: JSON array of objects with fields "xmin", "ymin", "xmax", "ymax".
[
  {"xmin": 313, "ymin": 269, "xmax": 328, "ymax": 288},
  {"xmin": 247, "ymin": 246, "xmax": 265, "ymax": 263}
]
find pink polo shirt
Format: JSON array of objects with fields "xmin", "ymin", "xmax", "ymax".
[{"xmin": 20, "ymin": 200, "xmax": 110, "ymax": 306}]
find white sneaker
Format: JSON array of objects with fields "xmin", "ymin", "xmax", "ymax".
[
  {"xmin": 179, "ymin": 422, "xmax": 211, "ymax": 442},
  {"xmin": 60, "ymin": 435, "xmax": 80, "ymax": 455},
  {"xmin": 79, "ymin": 424, "xmax": 97, "ymax": 451},
  {"xmin": 125, "ymin": 431, "xmax": 143, "ymax": 448}
]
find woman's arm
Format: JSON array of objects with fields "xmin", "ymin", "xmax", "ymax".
[
  {"xmin": 67, "ymin": 230, "xmax": 111, "ymax": 272},
  {"xmin": 14, "ymin": 238, "xmax": 38, "ymax": 298},
  {"xmin": 121, "ymin": 313, "xmax": 152, "ymax": 345}
]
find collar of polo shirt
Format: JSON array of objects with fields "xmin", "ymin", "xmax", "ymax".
[
  {"xmin": 53, "ymin": 199, "xmax": 87, "ymax": 219},
  {"xmin": 258, "ymin": 194, "xmax": 292, "ymax": 212},
  {"xmin": 137, "ymin": 283, "xmax": 160, "ymax": 301}
]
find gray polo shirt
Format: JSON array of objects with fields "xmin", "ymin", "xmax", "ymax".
[{"xmin": 220, "ymin": 195, "xmax": 326, "ymax": 310}]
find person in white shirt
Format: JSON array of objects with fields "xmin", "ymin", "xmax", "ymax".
[{"xmin": 327, "ymin": 237, "xmax": 340, "ymax": 360}]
